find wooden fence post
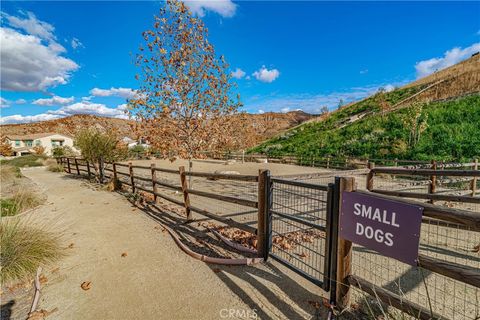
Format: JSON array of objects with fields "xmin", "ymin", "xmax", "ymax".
[
  {"xmin": 326, "ymin": 156, "xmax": 330, "ymax": 169},
  {"xmin": 428, "ymin": 160, "xmax": 437, "ymax": 204},
  {"xmin": 179, "ymin": 166, "xmax": 191, "ymax": 220},
  {"xmin": 67, "ymin": 158, "xmax": 71, "ymax": 174},
  {"xmin": 366, "ymin": 162, "xmax": 375, "ymax": 191},
  {"xmin": 151, "ymin": 163, "xmax": 158, "ymax": 202},
  {"xmin": 336, "ymin": 176, "xmax": 355, "ymax": 309},
  {"xmin": 257, "ymin": 169, "xmax": 271, "ymax": 259},
  {"xmin": 128, "ymin": 162, "xmax": 135, "ymax": 193},
  {"xmin": 74, "ymin": 158, "xmax": 80, "ymax": 175},
  {"xmin": 471, "ymin": 159, "xmax": 478, "ymax": 197},
  {"xmin": 86, "ymin": 161, "xmax": 91, "ymax": 178},
  {"xmin": 344, "ymin": 157, "xmax": 349, "ymax": 169},
  {"xmin": 112, "ymin": 162, "xmax": 118, "ymax": 182}
]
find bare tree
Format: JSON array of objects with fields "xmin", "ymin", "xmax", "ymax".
[{"xmin": 129, "ymin": 0, "xmax": 241, "ymax": 162}]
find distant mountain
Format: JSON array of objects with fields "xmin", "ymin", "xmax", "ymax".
[{"xmin": 0, "ymin": 111, "xmax": 315, "ymax": 142}]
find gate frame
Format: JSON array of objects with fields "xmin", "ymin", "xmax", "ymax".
[{"xmin": 264, "ymin": 176, "xmax": 355, "ymax": 309}]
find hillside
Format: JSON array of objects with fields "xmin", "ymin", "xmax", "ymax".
[
  {"xmin": 0, "ymin": 111, "xmax": 314, "ymax": 142},
  {"xmin": 250, "ymin": 55, "xmax": 480, "ymax": 161}
]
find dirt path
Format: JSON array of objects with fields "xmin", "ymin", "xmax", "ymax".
[{"xmin": 21, "ymin": 167, "xmax": 327, "ymax": 320}]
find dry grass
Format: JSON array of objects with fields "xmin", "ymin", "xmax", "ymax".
[
  {"xmin": 0, "ymin": 165, "xmax": 22, "ymax": 183},
  {"xmin": 0, "ymin": 219, "xmax": 64, "ymax": 284},
  {"xmin": 47, "ymin": 163, "xmax": 64, "ymax": 172},
  {"xmin": 1, "ymin": 188, "xmax": 42, "ymax": 217}
]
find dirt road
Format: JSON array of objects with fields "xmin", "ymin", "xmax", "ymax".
[{"xmin": 21, "ymin": 167, "xmax": 327, "ymax": 320}]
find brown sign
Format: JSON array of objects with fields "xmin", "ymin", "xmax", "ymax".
[{"xmin": 339, "ymin": 191, "xmax": 423, "ymax": 266}]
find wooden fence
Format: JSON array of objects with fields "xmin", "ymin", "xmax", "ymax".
[
  {"xmin": 367, "ymin": 160, "xmax": 480, "ymax": 205},
  {"xmin": 57, "ymin": 156, "xmax": 480, "ymax": 319},
  {"xmin": 58, "ymin": 157, "xmax": 266, "ymax": 252}
]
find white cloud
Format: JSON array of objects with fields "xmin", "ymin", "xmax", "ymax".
[
  {"xmin": 71, "ymin": 37, "xmax": 84, "ymax": 49},
  {"xmin": 257, "ymin": 109, "xmax": 264, "ymax": 114},
  {"xmin": 280, "ymin": 107, "xmax": 290, "ymax": 113},
  {"xmin": 252, "ymin": 66, "xmax": 280, "ymax": 83},
  {"xmin": 0, "ymin": 97, "xmax": 27, "ymax": 108},
  {"xmin": 184, "ymin": 0, "xmax": 237, "ymax": 18},
  {"xmin": 415, "ymin": 42, "xmax": 480, "ymax": 78},
  {"xmin": 1, "ymin": 11, "xmax": 56, "ymax": 42},
  {"xmin": 15, "ymin": 98, "xmax": 27, "ymax": 104},
  {"xmin": 231, "ymin": 68, "xmax": 246, "ymax": 79},
  {"xmin": 0, "ymin": 12, "xmax": 79, "ymax": 92},
  {"xmin": 0, "ymin": 113, "xmax": 60, "ymax": 124},
  {"xmin": 1, "ymin": 97, "xmax": 10, "ymax": 108},
  {"xmin": 0, "ymin": 101, "xmax": 128, "ymax": 124},
  {"xmin": 360, "ymin": 69, "xmax": 368, "ymax": 74},
  {"xmin": 90, "ymin": 87, "xmax": 137, "ymax": 99},
  {"xmin": 33, "ymin": 95, "xmax": 74, "ymax": 106}
]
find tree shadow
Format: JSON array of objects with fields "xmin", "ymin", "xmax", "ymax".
[
  {"xmin": 137, "ymin": 201, "xmax": 329, "ymax": 319},
  {"xmin": 1, "ymin": 300, "xmax": 15, "ymax": 320}
]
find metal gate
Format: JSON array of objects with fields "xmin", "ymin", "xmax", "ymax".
[{"xmin": 267, "ymin": 178, "xmax": 337, "ymax": 294}]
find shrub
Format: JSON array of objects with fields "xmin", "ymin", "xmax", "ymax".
[
  {"xmin": 0, "ymin": 155, "xmax": 45, "ymax": 168},
  {"xmin": 0, "ymin": 219, "xmax": 64, "ymax": 284},
  {"xmin": 0, "ymin": 165, "xmax": 21, "ymax": 182},
  {"xmin": 0, "ymin": 137, "xmax": 13, "ymax": 156},
  {"xmin": 52, "ymin": 145, "xmax": 76, "ymax": 158},
  {"xmin": 47, "ymin": 163, "xmax": 64, "ymax": 172},
  {"xmin": 32, "ymin": 145, "xmax": 46, "ymax": 156}
]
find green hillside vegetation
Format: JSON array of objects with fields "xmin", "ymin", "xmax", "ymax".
[{"xmin": 250, "ymin": 93, "xmax": 480, "ymax": 161}]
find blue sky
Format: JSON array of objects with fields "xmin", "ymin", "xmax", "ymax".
[{"xmin": 1, "ymin": 1, "xmax": 479, "ymax": 124}]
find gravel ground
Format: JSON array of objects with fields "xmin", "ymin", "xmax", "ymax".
[{"xmin": 18, "ymin": 167, "xmax": 330, "ymax": 320}]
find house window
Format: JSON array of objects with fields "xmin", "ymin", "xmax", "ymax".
[
  {"xmin": 51, "ymin": 140, "xmax": 64, "ymax": 147},
  {"xmin": 15, "ymin": 140, "xmax": 20, "ymax": 147},
  {"xmin": 24, "ymin": 140, "xmax": 33, "ymax": 147},
  {"xmin": 35, "ymin": 140, "xmax": 41, "ymax": 146}
]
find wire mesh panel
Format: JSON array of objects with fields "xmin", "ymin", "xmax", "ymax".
[
  {"xmin": 269, "ymin": 178, "xmax": 330, "ymax": 287},
  {"xmin": 350, "ymin": 211, "xmax": 480, "ymax": 319}
]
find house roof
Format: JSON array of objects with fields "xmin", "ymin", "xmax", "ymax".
[{"xmin": 5, "ymin": 132, "xmax": 73, "ymax": 140}]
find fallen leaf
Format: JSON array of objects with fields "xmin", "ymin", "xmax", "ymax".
[
  {"xmin": 81, "ymin": 281, "xmax": 91, "ymax": 291},
  {"xmin": 308, "ymin": 300, "xmax": 321, "ymax": 309},
  {"xmin": 27, "ymin": 308, "xmax": 58, "ymax": 320},
  {"xmin": 68, "ymin": 243, "xmax": 74, "ymax": 249},
  {"xmin": 212, "ymin": 268, "xmax": 221, "ymax": 273},
  {"xmin": 39, "ymin": 275, "xmax": 48, "ymax": 285},
  {"xmin": 121, "ymin": 252, "xmax": 128, "ymax": 257}
]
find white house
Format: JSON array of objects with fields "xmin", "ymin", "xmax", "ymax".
[
  {"xmin": 121, "ymin": 136, "xmax": 150, "ymax": 149},
  {"xmin": 5, "ymin": 133, "xmax": 76, "ymax": 156}
]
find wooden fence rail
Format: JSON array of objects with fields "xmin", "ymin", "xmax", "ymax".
[{"xmin": 59, "ymin": 157, "xmax": 262, "ymax": 246}]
